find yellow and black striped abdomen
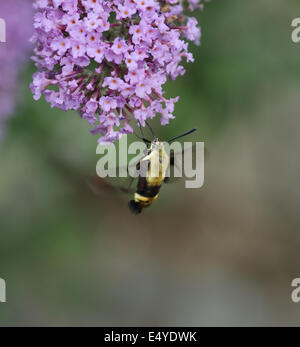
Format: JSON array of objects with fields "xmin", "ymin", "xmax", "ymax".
[
  {"xmin": 134, "ymin": 176, "xmax": 162, "ymax": 207},
  {"xmin": 129, "ymin": 177, "xmax": 161, "ymax": 214},
  {"xmin": 128, "ymin": 141, "xmax": 169, "ymax": 214}
]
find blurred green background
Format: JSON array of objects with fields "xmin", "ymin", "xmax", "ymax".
[{"xmin": 1, "ymin": 0, "xmax": 300, "ymax": 326}]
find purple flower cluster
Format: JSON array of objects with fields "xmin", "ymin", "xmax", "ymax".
[
  {"xmin": 0, "ymin": 0, "xmax": 33, "ymax": 140},
  {"xmin": 31, "ymin": 0, "xmax": 206, "ymax": 143}
]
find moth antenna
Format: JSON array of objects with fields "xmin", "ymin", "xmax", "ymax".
[
  {"xmin": 138, "ymin": 120, "xmax": 146, "ymax": 137},
  {"xmin": 133, "ymin": 131, "xmax": 151, "ymax": 144},
  {"xmin": 145, "ymin": 120, "xmax": 156, "ymax": 139},
  {"xmin": 167, "ymin": 128, "xmax": 197, "ymax": 143}
]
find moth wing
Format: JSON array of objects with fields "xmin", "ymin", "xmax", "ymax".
[{"xmin": 88, "ymin": 174, "xmax": 137, "ymax": 196}]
